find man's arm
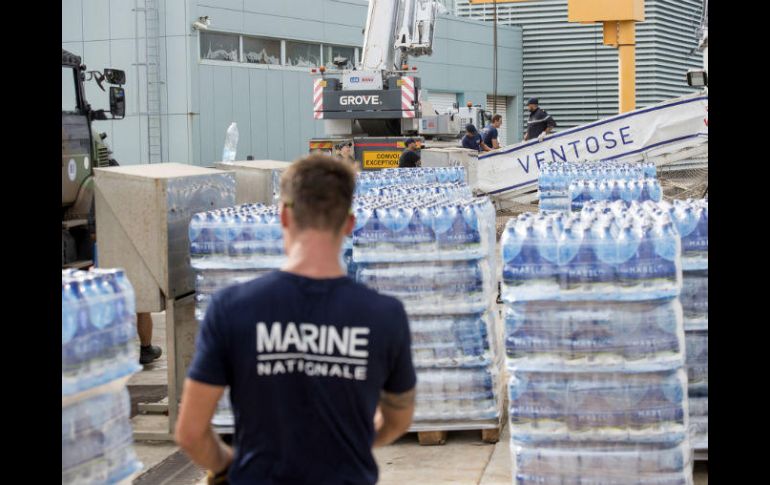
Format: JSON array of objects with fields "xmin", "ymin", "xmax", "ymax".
[
  {"xmin": 491, "ymin": 138, "xmax": 500, "ymax": 150},
  {"xmin": 175, "ymin": 379, "xmax": 233, "ymax": 474},
  {"xmin": 373, "ymin": 388, "xmax": 416, "ymax": 447},
  {"xmin": 545, "ymin": 115, "xmax": 556, "ymax": 135}
]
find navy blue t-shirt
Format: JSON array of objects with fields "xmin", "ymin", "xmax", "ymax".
[
  {"xmin": 188, "ymin": 271, "xmax": 416, "ymax": 485},
  {"xmin": 482, "ymin": 124, "xmax": 499, "ymax": 148},
  {"xmin": 461, "ymin": 133, "xmax": 484, "ymax": 151}
]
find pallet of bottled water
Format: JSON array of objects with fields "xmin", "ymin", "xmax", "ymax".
[
  {"xmin": 62, "ymin": 269, "xmax": 142, "ymax": 484},
  {"xmin": 356, "ymin": 166, "xmax": 465, "ymax": 194},
  {"xmin": 352, "ymin": 182, "xmax": 505, "ymax": 430},
  {"xmin": 62, "ymin": 388, "xmax": 142, "ymax": 484},
  {"xmin": 539, "ymin": 160, "xmax": 656, "ymax": 211},
  {"xmin": 500, "ymin": 201, "xmax": 693, "ymax": 485},
  {"xmin": 669, "ymin": 198, "xmax": 707, "ymax": 451},
  {"xmin": 585, "ymin": 198, "xmax": 708, "ymax": 453},
  {"xmin": 189, "ymin": 203, "xmax": 285, "ymax": 430},
  {"xmin": 62, "ymin": 269, "xmax": 141, "ymax": 399}
]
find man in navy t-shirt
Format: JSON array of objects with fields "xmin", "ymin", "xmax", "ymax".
[
  {"xmin": 175, "ymin": 155, "xmax": 417, "ymax": 485},
  {"xmin": 482, "ymin": 114, "xmax": 503, "ymax": 150},
  {"xmin": 461, "ymin": 124, "xmax": 491, "ymax": 152}
]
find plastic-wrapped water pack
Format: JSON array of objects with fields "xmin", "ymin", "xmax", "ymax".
[
  {"xmin": 356, "ymin": 166, "xmax": 465, "ymax": 194},
  {"xmin": 500, "ymin": 205, "xmax": 681, "ymax": 302},
  {"xmin": 505, "ymin": 298, "xmax": 685, "ymax": 369},
  {"xmin": 62, "ymin": 388, "xmax": 142, "ymax": 484},
  {"xmin": 62, "ymin": 269, "xmax": 141, "ymax": 396},
  {"xmin": 539, "ymin": 160, "xmax": 656, "ymax": 211},
  {"xmin": 511, "ymin": 438, "xmax": 692, "ymax": 485},
  {"xmin": 569, "ymin": 178, "xmax": 663, "ymax": 211}
]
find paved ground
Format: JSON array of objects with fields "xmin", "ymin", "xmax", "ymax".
[{"xmin": 130, "ymin": 312, "xmax": 708, "ymax": 485}]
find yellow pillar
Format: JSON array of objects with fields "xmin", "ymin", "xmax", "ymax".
[
  {"xmin": 618, "ymin": 43, "xmax": 636, "ymax": 113},
  {"xmin": 604, "ymin": 20, "xmax": 637, "ymax": 113}
]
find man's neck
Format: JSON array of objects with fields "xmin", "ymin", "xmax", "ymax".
[{"xmin": 281, "ymin": 229, "xmax": 346, "ymax": 279}]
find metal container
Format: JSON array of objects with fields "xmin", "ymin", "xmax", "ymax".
[{"xmin": 94, "ymin": 163, "xmax": 236, "ymax": 312}]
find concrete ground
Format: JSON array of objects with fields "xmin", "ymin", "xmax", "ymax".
[{"xmin": 130, "ymin": 312, "xmax": 708, "ymax": 485}]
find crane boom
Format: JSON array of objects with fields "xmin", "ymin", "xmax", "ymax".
[{"xmin": 361, "ymin": 0, "xmax": 438, "ymax": 71}]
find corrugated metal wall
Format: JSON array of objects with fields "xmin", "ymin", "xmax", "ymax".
[{"xmin": 454, "ymin": 0, "xmax": 703, "ymax": 131}]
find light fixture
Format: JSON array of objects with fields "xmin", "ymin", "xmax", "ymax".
[
  {"xmin": 192, "ymin": 16, "xmax": 211, "ymax": 31},
  {"xmin": 686, "ymin": 69, "xmax": 708, "ymax": 88}
]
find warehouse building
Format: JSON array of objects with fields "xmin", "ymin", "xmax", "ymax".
[
  {"xmin": 62, "ymin": 0, "xmax": 523, "ymax": 166},
  {"xmin": 450, "ymin": 0, "xmax": 704, "ymax": 130}
]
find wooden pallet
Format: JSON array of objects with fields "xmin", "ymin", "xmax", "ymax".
[{"xmin": 415, "ymin": 426, "xmax": 501, "ymax": 446}]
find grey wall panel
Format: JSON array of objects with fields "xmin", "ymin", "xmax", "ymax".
[
  {"xmin": 198, "ymin": 65, "xmax": 216, "ymax": 163},
  {"xmin": 167, "ymin": 114, "xmax": 191, "ymax": 163},
  {"xmin": 62, "ymin": 0, "xmax": 83, "ymax": 42},
  {"xmin": 109, "ymin": 0, "xmax": 139, "ymax": 40},
  {"xmin": 164, "ymin": 0, "xmax": 189, "ymax": 37},
  {"xmin": 212, "ymin": 67, "xmax": 234, "ymax": 161},
  {"xmin": 82, "ymin": 0, "xmax": 110, "ymax": 41},
  {"xmin": 281, "ymin": 73, "xmax": 301, "ymax": 161},
  {"xmin": 248, "ymin": 69, "xmax": 270, "ymax": 160},
  {"xmin": 232, "ymin": 69, "xmax": 253, "ymax": 159},
  {"xmin": 265, "ymin": 70, "xmax": 286, "ymax": 161}
]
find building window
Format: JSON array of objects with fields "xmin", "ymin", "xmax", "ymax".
[
  {"xmin": 198, "ymin": 32, "xmax": 356, "ymax": 70},
  {"xmin": 285, "ymin": 41, "xmax": 321, "ymax": 67},
  {"xmin": 200, "ymin": 32, "xmax": 239, "ymax": 62},
  {"xmin": 243, "ymin": 36, "xmax": 281, "ymax": 65},
  {"xmin": 62, "ymin": 67, "xmax": 79, "ymax": 113},
  {"xmin": 324, "ymin": 45, "xmax": 355, "ymax": 69}
]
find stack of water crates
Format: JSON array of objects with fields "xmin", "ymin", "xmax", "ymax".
[
  {"xmin": 62, "ymin": 269, "xmax": 143, "ymax": 484},
  {"xmin": 539, "ymin": 160, "xmax": 658, "ymax": 211},
  {"xmin": 670, "ymin": 199, "xmax": 708, "ymax": 452},
  {"xmin": 189, "ymin": 203, "xmax": 287, "ymax": 432},
  {"xmin": 352, "ymin": 167, "xmax": 505, "ymax": 432},
  {"xmin": 500, "ymin": 200, "xmax": 693, "ymax": 484}
]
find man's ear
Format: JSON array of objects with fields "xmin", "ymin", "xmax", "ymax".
[
  {"xmin": 280, "ymin": 204, "xmax": 290, "ymax": 229},
  {"xmin": 344, "ymin": 213, "xmax": 355, "ymax": 236}
]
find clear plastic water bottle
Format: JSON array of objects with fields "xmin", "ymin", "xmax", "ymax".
[{"xmin": 222, "ymin": 122, "xmax": 239, "ymax": 162}]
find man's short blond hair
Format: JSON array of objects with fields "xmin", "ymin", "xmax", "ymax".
[{"xmin": 280, "ymin": 154, "xmax": 356, "ymax": 231}]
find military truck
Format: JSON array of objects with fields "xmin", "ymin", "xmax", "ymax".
[{"xmin": 62, "ymin": 48, "xmax": 126, "ymax": 267}]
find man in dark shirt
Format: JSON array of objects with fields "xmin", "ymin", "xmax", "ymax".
[
  {"xmin": 482, "ymin": 114, "xmax": 503, "ymax": 150},
  {"xmin": 175, "ymin": 155, "xmax": 417, "ymax": 485},
  {"xmin": 523, "ymin": 98, "xmax": 556, "ymax": 142},
  {"xmin": 398, "ymin": 138, "xmax": 421, "ymax": 168},
  {"xmin": 461, "ymin": 124, "xmax": 491, "ymax": 152}
]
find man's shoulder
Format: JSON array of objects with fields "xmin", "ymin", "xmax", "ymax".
[
  {"xmin": 214, "ymin": 271, "xmax": 285, "ymax": 308},
  {"xmin": 346, "ymin": 279, "xmax": 405, "ymax": 312}
]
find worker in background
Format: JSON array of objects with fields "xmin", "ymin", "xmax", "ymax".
[
  {"xmin": 138, "ymin": 313, "xmax": 162, "ymax": 365},
  {"xmin": 398, "ymin": 138, "xmax": 421, "ymax": 167},
  {"xmin": 482, "ymin": 114, "xmax": 503, "ymax": 150},
  {"xmin": 523, "ymin": 98, "xmax": 556, "ymax": 142},
  {"xmin": 462, "ymin": 124, "xmax": 491, "ymax": 152},
  {"xmin": 336, "ymin": 142, "xmax": 360, "ymax": 172},
  {"xmin": 175, "ymin": 155, "xmax": 416, "ymax": 485}
]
